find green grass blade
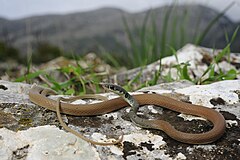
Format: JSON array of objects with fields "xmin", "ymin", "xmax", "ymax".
[
  {"xmin": 151, "ymin": 11, "xmax": 160, "ymax": 60},
  {"xmin": 195, "ymin": 2, "xmax": 234, "ymax": 45},
  {"xmin": 122, "ymin": 15, "xmax": 138, "ymax": 67},
  {"xmin": 214, "ymin": 44, "xmax": 230, "ymax": 63},
  {"xmin": 140, "ymin": 10, "xmax": 151, "ymax": 63},
  {"xmin": 15, "ymin": 70, "xmax": 45, "ymax": 82},
  {"xmin": 180, "ymin": 8, "xmax": 188, "ymax": 46},
  {"xmin": 170, "ymin": 8, "xmax": 178, "ymax": 49},
  {"xmin": 160, "ymin": 5, "xmax": 174, "ymax": 55},
  {"xmin": 182, "ymin": 63, "xmax": 192, "ymax": 81},
  {"xmin": 229, "ymin": 26, "xmax": 239, "ymax": 44},
  {"xmin": 215, "ymin": 26, "xmax": 239, "ymax": 63}
]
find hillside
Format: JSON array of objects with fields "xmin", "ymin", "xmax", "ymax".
[{"xmin": 0, "ymin": 5, "xmax": 239, "ymax": 59}]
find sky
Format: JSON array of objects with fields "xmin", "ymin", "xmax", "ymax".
[{"xmin": 0, "ymin": 0, "xmax": 240, "ymax": 22}]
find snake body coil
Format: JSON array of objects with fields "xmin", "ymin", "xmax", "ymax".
[{"xmin": 29, "ymin": 84, "xmax": 226, "ymax": 144}]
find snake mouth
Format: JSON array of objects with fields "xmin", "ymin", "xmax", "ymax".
[
  {"xmin": 99, "ymin": 83, "xmax": 115, "ymax": 92},
  {"xmin": 39, "ymin": 89, "xmax": 44, "ymax": 94},
  {"xmin": 99, "ymin": 83, "xmax": 110, "ymax": 89},
  {"xmin": 100, "ymin": 83, "xmax": 127, "ymax": 96}
]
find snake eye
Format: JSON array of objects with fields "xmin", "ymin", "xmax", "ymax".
[
  {"xmin": 119, "ymin": 89, "xmax": 126, "ymax": 95},
  {"xmin": 125, "ymin": 93, "xmax": 129, "ymax": 99}
]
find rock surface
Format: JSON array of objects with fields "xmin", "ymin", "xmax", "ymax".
[{"xmin": 0, "ymin": 79, "xmax": 239, "ymax": 160}]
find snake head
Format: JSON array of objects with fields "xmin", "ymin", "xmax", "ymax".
[
  {"xmin": 100, "ymin": 83, "xmax": 127, "ymax": 95},
  {"xmin": 100, "ymin": 83, "xmax": 116, "ymax": 91}
]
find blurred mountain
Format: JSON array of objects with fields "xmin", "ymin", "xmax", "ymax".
[
  {"xmin": 0, "ymin": 17, "xmax": 8, "ymax": 23},
  {"xmin": 0, "ymin": 5, "xmax": 239, "ymax": 58}
]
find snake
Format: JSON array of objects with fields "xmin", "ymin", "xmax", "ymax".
[{"xmin": 29, "ymin": 84, "xmax": 226, "ymax": 145}]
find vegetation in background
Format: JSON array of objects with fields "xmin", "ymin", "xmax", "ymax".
[
  {"xmin": 0, "ymin": 41, "xmax": 20, "ymax": 61},
  {"xmin": 197, "ymin": 26, "xmax": 239, "ymax": 84},
  {"xmin": 0, "ymin": 40, "xmax": 64, "ymax": 65},
  {"xmin": 164, "ymin": 26, "xmax": 239, "ymax": 85},
  {"xmin": 122, "ymin": 10, "xmax": 162, "ymax": 68},
  {"xmin": 9, "ymin": 3, "xmax": 240, "ymax": 94},
  {"xmin": 195, "ymin": 2, "xmax": 235, "ymax": 45},
  {"xmin": 32, "ymin": 42, "xmax": 63, "ymax": 64},
  {"xmin": 15, "ymin": 54, "xmax": 106, "ymax": 95},
  {"xmin": 122, "ymin": 2, "xmax": 234, "ymax": 69}
]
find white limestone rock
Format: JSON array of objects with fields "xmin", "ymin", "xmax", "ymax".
[{"xmin": 0, "ymin": 126, "xmax": 100, "ymax": 160}]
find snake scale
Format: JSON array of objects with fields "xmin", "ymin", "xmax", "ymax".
[{"xmin": 29, "ymin": 84, "xmax": 226, "ymax": 145}]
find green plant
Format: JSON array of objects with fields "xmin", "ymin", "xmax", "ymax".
[
  {"xmin": 164, "ymin": 46, "xmax": 193, "ymax": 83},
  {"xmin": 122, "ymin": 2, "xmax": 233, "ymax": 68},
  {"xmin": 159, "ymin": 25, "xmax": 239, "ymax": 85},
  {"xmin": 122, "ymin": 10, "xmax": 162, "ymax": 68},
  {"xmin": 123, "ymin": 69, "xmax": 143, "ymax": 91},
  {"xmin": 195, "ymin": 2, "xmax": 235, "ymax": 45},
  {"xmin": 119, "ymin": 2, "xmax": 236, "ymax": 90},
  {"xmin": 164, "ymin": 26, "xmax": 239, "ymax": 85},
  {"xmin": 197, "ymin": 26, "xmax": 239, "ymax": 84},
  {"xmin": 15, "ymin": 54, "xmax": 107, "ymax": 95}
]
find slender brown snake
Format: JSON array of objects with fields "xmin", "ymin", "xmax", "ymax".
[{"xmin": 29, "ymin": 84, "xmax": 226, "ymax": 145}]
